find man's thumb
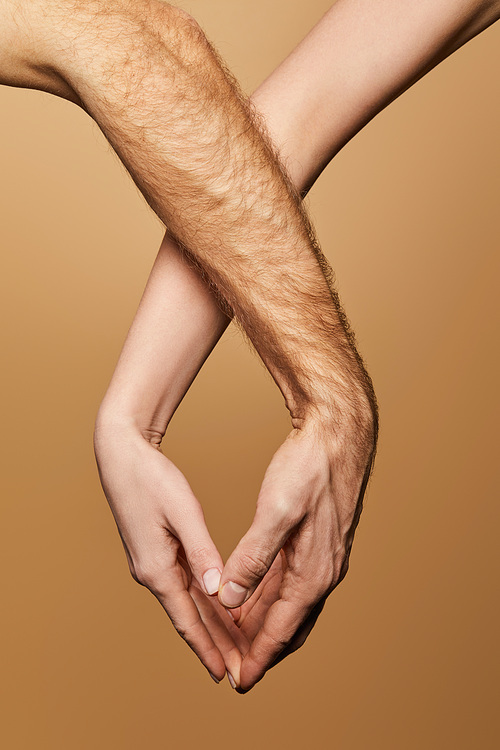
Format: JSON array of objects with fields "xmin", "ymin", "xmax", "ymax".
[{"xmin": 218, "ymin": 512, "xmax": 289, "ymax": 608}]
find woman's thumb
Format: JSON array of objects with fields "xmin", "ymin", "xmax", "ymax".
[{"xmin": 176, "ymin": 508, "xmax": 224, "ymax": 596}]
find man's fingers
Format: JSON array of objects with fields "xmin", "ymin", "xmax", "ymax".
[
  {"xmin": 236, "ymin": 553, "xmax": 284, "ymax": 636},
  {"xmin": 218, "ymin": 509, "xmax": 293, "ymax": 609},
  {"xmin": 239, "ymin": 595, "xmax": 315, "ymax": 691},
  {"xmin": 269, "ymin": 599, "xmax": 325, "ymax": 669}
]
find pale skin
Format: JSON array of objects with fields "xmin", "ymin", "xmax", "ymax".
[{"xmin": 1, "ymin": 0, "xmax": 498, "ymax": 691}]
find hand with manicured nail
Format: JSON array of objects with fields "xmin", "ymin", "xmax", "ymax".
[
  {"xmin": 219, "ymin": 417, "xmax": 375, "ymax": 691},
  {"xmin": 94, "ymin": 425, "xmax": 248, "ymax": 685}
]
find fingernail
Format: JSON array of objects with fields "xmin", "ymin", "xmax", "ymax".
[
  {"xmin": 227, "ymin": 672, "xmax": 237, "ymax": 689},
  {"xmin": 226, "ymin": 608, "xmax": 235, "ymax": 622},
  {"xmin": 220, "ymin": 581, "xmax": 247, "ymax": 608},
  {"xmin": 202, "ymin": 568, "xmax": 221, "ymax": 596},
  {"xmin": 209, "ymin": 672, "xmax": 220, "ymax": 684}
]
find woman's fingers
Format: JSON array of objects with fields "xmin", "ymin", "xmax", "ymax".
[
  {"xmin": 151, "ymin": 567, "xmax": 227, "ymax": 681},
  {"xmin": 96, "ymin": 434, "xmax": 242, "ymax": 680},
  {"xmin": 190, "ymin": 584, "xmax": 250, "ymax": 685},
  {"xmin": 155, "ymin": 460, "xmax": 226, "ymax": 597},
  {"xmin": 125, "ymin": 515, "xmax": 230, "ymax": 682}
]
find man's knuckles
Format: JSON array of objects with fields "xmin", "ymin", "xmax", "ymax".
[
  {"xmin": 229, "ymin": 546, "xmax": 273, "ymax": 584},
  {"xmin": 257, "ymin": 493, "xmax": 304, "ymax": 531}
]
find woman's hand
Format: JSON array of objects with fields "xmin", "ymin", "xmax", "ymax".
[{"xmin": 94, "ymin": 422, "xmax": 247, "ymax": 685}]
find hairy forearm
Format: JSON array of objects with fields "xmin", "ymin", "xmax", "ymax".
[
  {"xmin": 93, "ymin": 0, "xmax": 500, "ymax": 445},
  {"xmin": 32, "ymin": 0, "xmax": 374, "ymax": 434}
]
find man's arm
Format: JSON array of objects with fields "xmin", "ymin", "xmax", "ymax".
[
  {"xmin": 40, "ymin": 0, "xmax": 377, "ymax": 621},
  {"xmin": 27, "ymin": 0, "xmax": 375, "ymax": 429}
]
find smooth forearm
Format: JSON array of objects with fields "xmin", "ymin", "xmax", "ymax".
[
  {"xmin": 96, "ymin": 234, "xmax": 230, "ymax": 441},
  {"xmin": 253, "ymin": 0, "xmax": 500, "ymax": 193}
]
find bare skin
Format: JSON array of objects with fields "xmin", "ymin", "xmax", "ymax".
[
  {"xmin": 93, "ymin": 0, "xmax": 500, "ymax": 691},
  {"xmin": 1, "ymin": 0, "xmax": 498, "ymax": 691},
  {"xmin": 1, "ymin": 0, "xmax": 376, "ymax": 686}
]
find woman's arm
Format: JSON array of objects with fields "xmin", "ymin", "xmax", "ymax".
[{"xmin": 254, "ymin": 0, "xmax": 500, "ymax": 193}]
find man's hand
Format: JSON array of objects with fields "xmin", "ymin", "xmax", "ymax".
[{"xmin": 219, "ymin": 412, "xmax": 374, "ymax": 690}]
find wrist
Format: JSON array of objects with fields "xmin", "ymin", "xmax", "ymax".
[
  {"xmin": 94, "ymin": 398, "xmax": 167, "ymax": 452},
  {"xmin": 293, "ymin": 381, "xmax": 378, "ymax": 455}
]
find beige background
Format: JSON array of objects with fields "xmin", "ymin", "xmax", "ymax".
[{"xmin": 1, "ymin": 1, "xmax": 499, "ymax": 748}]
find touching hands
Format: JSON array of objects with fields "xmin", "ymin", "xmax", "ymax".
[
  {"xmin": 95, "ymin": 406, "xmax": 375, "ymax": 691},
  {"xmin": 95, "ymin": 379, "xmax": 375, "ymax": 692},
  {"xmin": 3, "ymin": 0, "xmax": 497, "ymax": 695}
]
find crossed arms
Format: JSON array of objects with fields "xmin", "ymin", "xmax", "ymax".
[{"xmin": 1, "ymin": 0, "xmax": 498, "ymax": 690}]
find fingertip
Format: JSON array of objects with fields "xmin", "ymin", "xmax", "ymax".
[
  {"xmin": 235, "ymin": 685, "xmax": 252, "ymax": 694},
  {"xmin": 227, "ymin": 659, "xmax": 241, "ymax": 691},
  {"xmin": 202, "ymin": 567, "xmax": 222, "ymax": 596},
  {"xmin": 219, "ymin": 581, "xmax": 248, "ymax": 608},
  {"xmin": 226, "ymin": 606, "xmax": 241, "ymax": 625},
  {"xmin": 239, "ymin": 655, "xmax": 266, "ymax": 692}
]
